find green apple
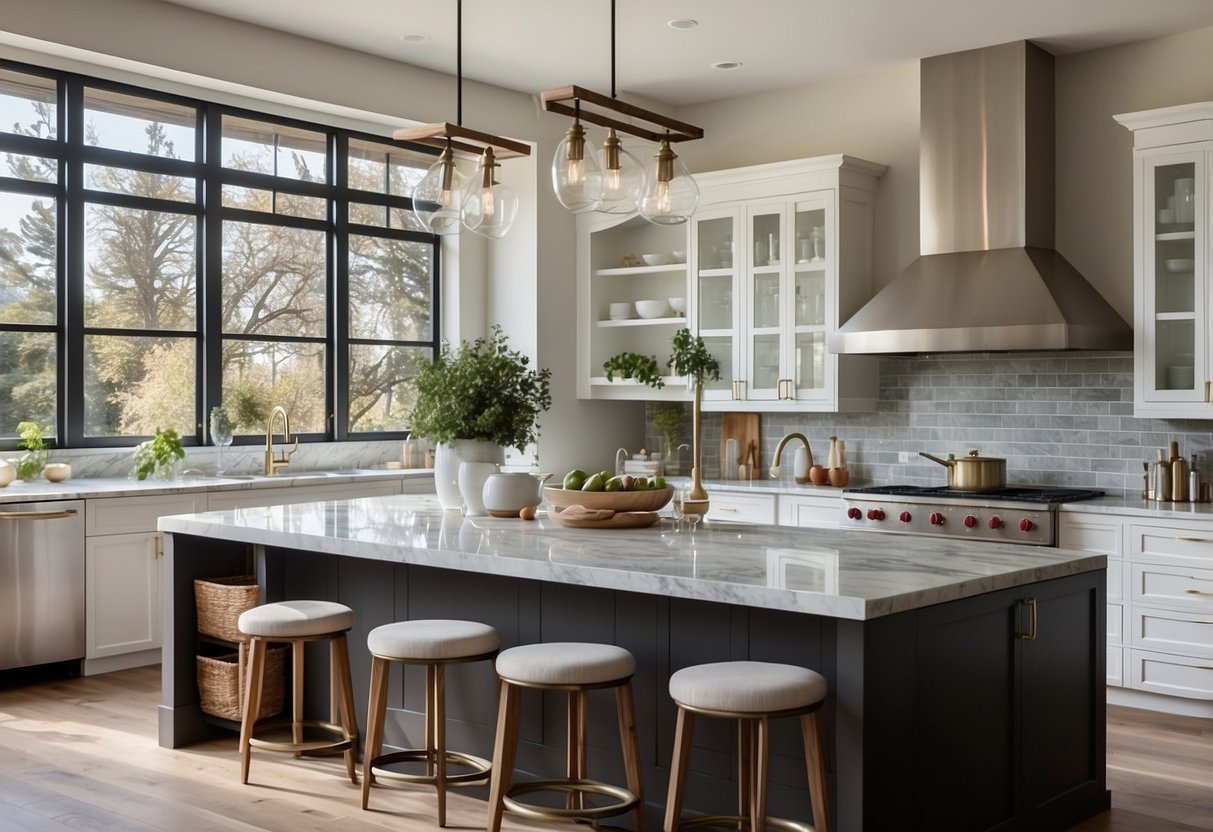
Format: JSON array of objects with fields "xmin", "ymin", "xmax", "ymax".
[
  {"xmin": 582, "ymin": 472, "xmax": 606, "ymax": 492},
  {"xmin": 563, "ymin": 469, "xmax": 588, "ymax": 490}
]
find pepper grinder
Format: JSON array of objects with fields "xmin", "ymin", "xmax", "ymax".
[
  {"xmin": 1189, "ymin": 454, "xmax": 1200, "ymax": 503},
  {"xmin": 1172, "ymin": 453, "xmax": 1188, "ymax": 502}
]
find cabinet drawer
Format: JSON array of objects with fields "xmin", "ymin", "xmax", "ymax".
[
  {"xmin": 1058, "ymin": 514, "xmax": 1123, "ymax": 556},
  {"xmin": 1128, "ymin": 522, "xmax": 1213, "ymax": 569},
  {"xmin": 1129, "ymin": 606, "xmax": 1213, "ymax": 657},
  {"xmin": 1108, "ymin": 603, "xmax": 1124, "ymax": 644},
  {"xmin": 1128, "ymin": 648, "xmax": 1213, "ymax": 700},
  {"xmin": 704, "ymin": 492, "xmax": 775, "ymax": 525},
  {"xmin": 86, "ymin": 493, "xmax": 206, "ymax": 536},
  {"xmin": 1130, "ymin": 562, "xmax": 1213, "ymax": 611},
  {"xmin": 207, "ymin": 480, "xmax": 400, "ymax": 511},
  {"xmin": 1107, "ymin": 646, "xmax": 1124, "ymax": 687},
  {"xmin": 777, "ymin": 494, "xmax": 842, "ymax": 528}
]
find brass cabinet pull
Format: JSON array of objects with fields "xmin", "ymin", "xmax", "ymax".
[
  {"xmin": 154, "ymin": 534, "xmax": 164, "ymax": 560},
  {"xmin": 0, "ymin": 509, "xmax": 78, "ymax": 520},
  {"xmin": 718, "ymin": 507, "xmax": 739, "ymax": 513},
  {"xmin": 1184, "ymin": 588, "xmax": 1213, "ymax": 597},
  {"xmin": 1016, "ymin": 597, "xmax": 1038, "ymax": 641},
  {"xmin": 1205, "ymin": 380, "xmax": 1210, "ymax": 403},
  {"xmin": 1175, "ymin": 537, "xmax": 1213, "ymax": 544}
]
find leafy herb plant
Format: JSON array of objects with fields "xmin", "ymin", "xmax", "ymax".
[
  {"xmin": 133, "ymin": 427, "xmax": 186, "ymax": 481},
  {"xmin": 409, "ymin": 326, "xmax": 553, "ymax": 453},
  {"xmin": 602, "ymin": 328, "xmax": 721, "ymax": 390},
  {"xmin": 15, "ymin": 420, "xmax": 47, "ymax": 480}
]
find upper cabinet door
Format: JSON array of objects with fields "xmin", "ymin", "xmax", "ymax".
[
  {"xmin": 745, "ymin": 202, "xmax": 788, "ymax": 402},
  {"xmin": 692, "ymin": 206, "xmax": 741, "ymax": 402},
  {"xmin": 789, "ymin": 197, "xmax": 832, "ymax": 403}
]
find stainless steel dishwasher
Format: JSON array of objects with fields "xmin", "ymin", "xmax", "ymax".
[{"xmin": 0, "ymin": 500, "xmax": 85, "ymax": 671}]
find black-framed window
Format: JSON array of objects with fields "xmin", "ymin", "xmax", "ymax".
[{"xmin": 0, "ymin": 60, "xmax": 440, "ymax": 448}]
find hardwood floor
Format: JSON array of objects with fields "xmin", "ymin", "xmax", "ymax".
[{"xmin": 0, "ymin": 666, "xmax": 1209, "ymax": 831}]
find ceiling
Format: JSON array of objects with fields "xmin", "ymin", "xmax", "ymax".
[{"xmin": 156, "ymin": 0, "xmax": 1213, "ymax": 106}]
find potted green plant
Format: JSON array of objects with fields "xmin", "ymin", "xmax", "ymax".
[
  {"xmin": 15, "ymin": 420, "xmax": 48, "ymax": 481},
  {"xmin": 651, "ymin": 402, "xmax": 688, "ymax": 475},
  {"xmin": 132, "ymin": 427, "xmax": 186, "ymax": 481},
  {"xmin": 409, "ymin": 326, "xmax": 552, "ymax": 510},
  {"xmin": 604, "ymin": 328, "xmax": 720, "ymax": 508}
]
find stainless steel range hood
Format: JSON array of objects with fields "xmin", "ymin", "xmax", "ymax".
[{"xmin": 831, "ymin": 41, "xmax": 1131, "ymax": 354}]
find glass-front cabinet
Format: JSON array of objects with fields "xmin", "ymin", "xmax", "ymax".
[
  {"xmin": 690, "ymin": 156, "xmax": 885, "ymax": 412},
  {"xmin": 1117, "ymin": 103, "xmax": 1213, "ymax": 418}
]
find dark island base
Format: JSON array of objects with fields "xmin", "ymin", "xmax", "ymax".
[{"xmin": 160, "ymin": 534, "xmax": 1109, "ymax": 832}]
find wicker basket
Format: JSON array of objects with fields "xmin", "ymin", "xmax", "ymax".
[
  {"xmin": 194, "ymin": 575, "xmax": 259, "ymax": 643},
  {"xmin": 197, "ymin": 645, "xmax": 285, "ymax": 722}
]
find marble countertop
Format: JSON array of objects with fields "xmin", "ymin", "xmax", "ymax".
[
  {"xmin": 0, "ymin": 468, "xmax": 432, "ymax": 503},
  {"xmin": 158, "ymin": 494, "xmax": 1105, "ymax": 621}
]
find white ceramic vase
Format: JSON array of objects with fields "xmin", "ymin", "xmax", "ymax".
[
  {"xmin": 458, "ymin": 461, "xmax": 498, "ymax": 516},
  {"xmin": 434, "ymin": 440, "xmax": 505, "ymax": 511}
]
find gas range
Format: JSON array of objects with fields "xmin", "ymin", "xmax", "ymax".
[{"xmin": 840, "ymin": 485, "xmax": 1105, "ymax": 546}]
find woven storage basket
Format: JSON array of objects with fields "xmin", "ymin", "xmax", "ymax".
[
  {"xmin": 197, "ymin": 645, "xmax": 285, "ymax": 722},
  {"xmin": 194, "ymin": 575, "xmax": 258, "ymax": 642}
]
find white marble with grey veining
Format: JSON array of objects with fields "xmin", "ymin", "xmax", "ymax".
[
  {"xmin": 158, "ymin": 494, "xmax": 1105, "ymax": 621},
  {"xmin": 1058, "ymin": 493, "xmax": 1213, "ymax": 519}
]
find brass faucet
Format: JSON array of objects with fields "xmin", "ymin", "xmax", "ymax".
[
  {"xmin": 264, "ymin": 405, "xmax": 299, "ymax": 476},
  {"xmin": 769, "ymin": 432, "xmax": 814, "ymax": 484}
]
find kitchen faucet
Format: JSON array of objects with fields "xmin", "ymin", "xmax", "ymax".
[
  {"xmin": 264, "ymin": 405, "xmax": 299, "ymax": 476},
  {"xmin": 769, "ymin": 432, "xmax": 813, "ymax": 484}
]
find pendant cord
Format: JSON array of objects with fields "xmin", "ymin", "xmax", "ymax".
[
  {"xmin": 456, "ymin": 0, "xmax": 463, "ymax": 126},
  {"xmin": 610, "ymin": 0, "xmax": 616, "ymax": 99}
]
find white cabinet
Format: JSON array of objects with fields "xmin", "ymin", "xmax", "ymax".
[
  {"xmin": 84, "ymin": 493, "xmax": 205, "ymax": 675},
  {"xmin": 1116, "ymin": 103, "xmax": 1213, "ymax": 417},
  {"xmin": 1058, "ymin": 513, "xmax": 1126, "ymax": 687},
  {"xmin": 703, "ymin": 491, "xmax": 776, "ymax": 525},
  {"xmin": 575, "ymin": 213, "xmax": 690, "ymax": 400},
  {"xmin": 205, "ymin": 479, "xmax": 401, "ymax": 511},
  {"xmin": 777, "ymin": 493, "xmax": 843, "ymax": 529},
  {"xmin": 693, "ymin": 156, "xmax": 885, "ymax": 413}
]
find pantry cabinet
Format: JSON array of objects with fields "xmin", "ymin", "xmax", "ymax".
[{"xmin": 1115, "ymin": 103, "xmax": 1213, "ymax": 418}]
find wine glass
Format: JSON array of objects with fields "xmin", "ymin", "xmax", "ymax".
[{"xmin": 209, "ymin": 406, "xmax": 234, "ymax": 476}]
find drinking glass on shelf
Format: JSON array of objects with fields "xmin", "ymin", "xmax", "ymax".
[{"xmin": 210, "ymin": 406, "xmax": 234, "ymax": 476}]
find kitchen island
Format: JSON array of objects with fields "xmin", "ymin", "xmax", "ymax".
[{"xmin": 158, "ymin": 494, "xmax": 1109, "ymax": 832}]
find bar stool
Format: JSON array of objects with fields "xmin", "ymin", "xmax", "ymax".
[
  {"xmin": 664, "ymin": 661, "xmax": 830, "ymax": 832},
  {"xmin": 237, "ymin": 599, "xmax": 359, "ymax": 786},
  {"xmin": 487, "ymin": 642, "xmax": 645, "ymax": 832},
  {"xmin": 361, "ymin": 619, "xmax": 500, "ymax": 826}
]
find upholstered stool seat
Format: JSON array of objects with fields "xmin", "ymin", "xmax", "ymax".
[
  {"xmin": 362, "ymin": 620, "xmax": 500, "ymax": 826},
  {"xmin": 665, "ymin": 661, "xmax": 831, "ymax": 832},
  {"xmin": 487, "ymin": 642, "xmax": 645, "ymax": 832},
  {"xmin": 236, "ymin": 600, "xmax": 359, "ymax": 787}
]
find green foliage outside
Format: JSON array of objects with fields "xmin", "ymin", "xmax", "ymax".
[{"xmin": 409, "ymin": 326, "xmax": 552, "ymax": 453}]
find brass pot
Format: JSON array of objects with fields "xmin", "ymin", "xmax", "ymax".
[{"xmin": 919, "ymin": 450, "xmax": 1007, "ymax": 492}]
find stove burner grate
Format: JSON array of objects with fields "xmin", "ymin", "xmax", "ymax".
[{"xmin": 843, "ymin": 485, "xmax": 1105, "ymax": 505}]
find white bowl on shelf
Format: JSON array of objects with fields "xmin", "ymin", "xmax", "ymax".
[
  {"xmin": 1165, "ymin": 258, "xmax": 1195, "ymax": 273},
  {"xmin": 669, "ymin": 296, "xmax": 687, "ymax": 314},
  {"xmin": 608, "ymin": 302, "xmax": 633, "ymax": 320},
  {"xmin": 635, "ymin": 299, "xmax": 670, "ymax": 319},
  {"xmin": 670, "ymin": 250, "xmax": 687, "ymax": 263},
  {"xmin": 642, "ymin": 253, "xmax": 672, "ymax": 266}
]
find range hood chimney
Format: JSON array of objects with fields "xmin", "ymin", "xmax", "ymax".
[{"xmin": 831, "ymin": 41, "xmax": 1131, "ymax": 354}]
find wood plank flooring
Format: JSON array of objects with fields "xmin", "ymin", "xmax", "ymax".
[{"xmin": 0, "ymin": 666, "xmax": 1209, "ymax": 831}]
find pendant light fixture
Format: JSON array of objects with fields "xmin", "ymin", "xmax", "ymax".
[
  {"xmin": 541, "ymin": 0, "xmax": 703, "ymax": 223},
  {"xmin": 395, "ymin": 0, "xmax": 530, "ymax": 238}
]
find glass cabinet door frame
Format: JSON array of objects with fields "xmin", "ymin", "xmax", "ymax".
[
  {"xmin": 743, "ymin": 200, "xmax": 790, "ymax": 402},
  {"xmin": 690, "ymin": 205, "xmax": 742, "ymax": 402},
  {"xmin": 786, "ymin": 193, "xmax": 834, "ymax": 403}
]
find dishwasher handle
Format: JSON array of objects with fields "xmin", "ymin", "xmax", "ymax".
[{"xmin": 0, "ymin": 508, "xmax": 79, "ymax": 520}]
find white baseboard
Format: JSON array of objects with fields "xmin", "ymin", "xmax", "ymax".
[
  {"xmin": 1107, "ymin": 685, "xmax": 1213, "ymax": 719},
  {"xmin": 84, "ymin": 648, "xmax": 161, "ymax": 676}
]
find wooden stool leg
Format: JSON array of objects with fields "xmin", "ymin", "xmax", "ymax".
[
  {"xmin": 425, "ymin": 664, "xmax": 437, "ymax": 778},
  {"xmin": 566, "ymin": 690, "xmax": 588, "ymax": 810},
  {"xmin": 738, "ymin": 719, "xmax": 752, "ymax": 820},
  {"xmin": 801, "ymin": 710, "xmax": 831, "ymax": 832},
  {"xmin": 239, "ymin": 637, "xmax": 267, "ymax": 785},
  {"xmin": 752, "ymin": 716, "xmax": 770, "ymax": 832},
  {"xmin": 664, "ymin": 707, "xmax": 694, "ymax": 832},
  {"xmin": 291, "ymin": 639, "xmax": 305, "ymax": 754},
  {"xmin": 362, "ymin": 655, "xmax": 390, "ymax": 809},
  {"xmin": 486, "ymin": 683, "xmax": 520, "ymax": 832},
  {"xmin": 331, "ymin": 633, "xmax": 359, "ymax": 784},
  {"xmin": 615, "ymin": 681, "xmax": 645, "ymax": 832},
  {"xmin": 434, "ymin": 663, "xmax": 448, "ymax": 827}
]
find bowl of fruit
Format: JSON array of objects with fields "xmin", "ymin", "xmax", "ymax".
[{"xmin": 545, "ymin": 468, "xmax": 674, "ymax": 513}]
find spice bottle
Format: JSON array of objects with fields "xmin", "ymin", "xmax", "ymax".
[
  {"xmin": 1172, "ymin": 454, "xmax": 1188, "ymax": 502},
  {"xmin": 1149, "ymin": 449, "xmax": 1170, "ymax": 501},
  {"xmin": 1189, "ymin": 454, "xmax": 1200, "ymax": 503}
]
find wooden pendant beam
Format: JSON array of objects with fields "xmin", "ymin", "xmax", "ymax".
[
  {"xmin": 540, "ymin": 85, "xmax": 703, "ymax": 144},
  {"xmin": 393, "ymin": 122, "xmax": 532, "ymax": 160}
]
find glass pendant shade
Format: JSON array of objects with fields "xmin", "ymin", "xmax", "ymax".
[
  {"xmin": 595, "ymin": 128, "xmax": 642, "ymax": 214},
  {"xmin": 638, "ymin": 138, "xmax": 698, "ymax": 225},
  {"xmin": 462, "ymin": 148, "xmax": 519, "ymax": 239},
  {"xmin": 411, "ymin": 146, "xmax": 468, "ymax": 236},
  {"xmin": 552, "ymin": 120, "xmax": 603, "ymax": 212}
]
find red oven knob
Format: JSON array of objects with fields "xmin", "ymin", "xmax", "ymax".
[
  {"xmin": 1018, "ymin": 518, "xmax": 1034, "ymax": 533},
  {"xmin": 847, "ymin": 507, "xmax": 863, "ymax": 520},
  {"xmin": 929, "ymin": 512, "xmax": 945, "ymax": 526},
  {"xmin": 988, "ymin": 516, "xmax": 1003, "ymax": 529},
  {"xmin": 867, "ymin": 508, "xmax": 886, "ymax": 521},
  {"xmin": 963, "ymin": 514, "xmax": 978, "ymax": 528},
  {"xmin": 899, "ymin": 510, "xmax": 912, "ymax": 523}
]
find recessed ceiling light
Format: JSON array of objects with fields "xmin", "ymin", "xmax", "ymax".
[
  {"xmin": 668, "ymin": 19, "xmax": 698, "ymax": 30},
  {"xmin": 400, "ymin": 33, "xmax": 429, "ymax": 43},
  {"xmin": 712, "ymin": 61, "xmax": 743, "ymax": 71}
]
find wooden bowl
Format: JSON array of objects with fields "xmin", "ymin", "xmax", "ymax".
[{"xmin": 544, "ymin": 485, "xmax": 673, "ymax": 513}]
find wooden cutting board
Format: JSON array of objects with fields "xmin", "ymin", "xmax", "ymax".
[{"xmin": 720, "ymin": 413, "xmax": 761, "ymax": 479}]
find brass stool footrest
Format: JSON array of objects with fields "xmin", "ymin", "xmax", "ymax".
[
  {"xmin": 503, "ymin": 778, "xmax": 639, "ymax": 821},
  {"xmin": 370, "ymin": 748, "xmax": 492, "ymax": 787},
  {"xmin": 248, "ymin": 719, "xmax": 353, "ymax": 755},
  {"xmin": 679, "ymin": 814, "xmax": 817, "ymax": 832}
]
